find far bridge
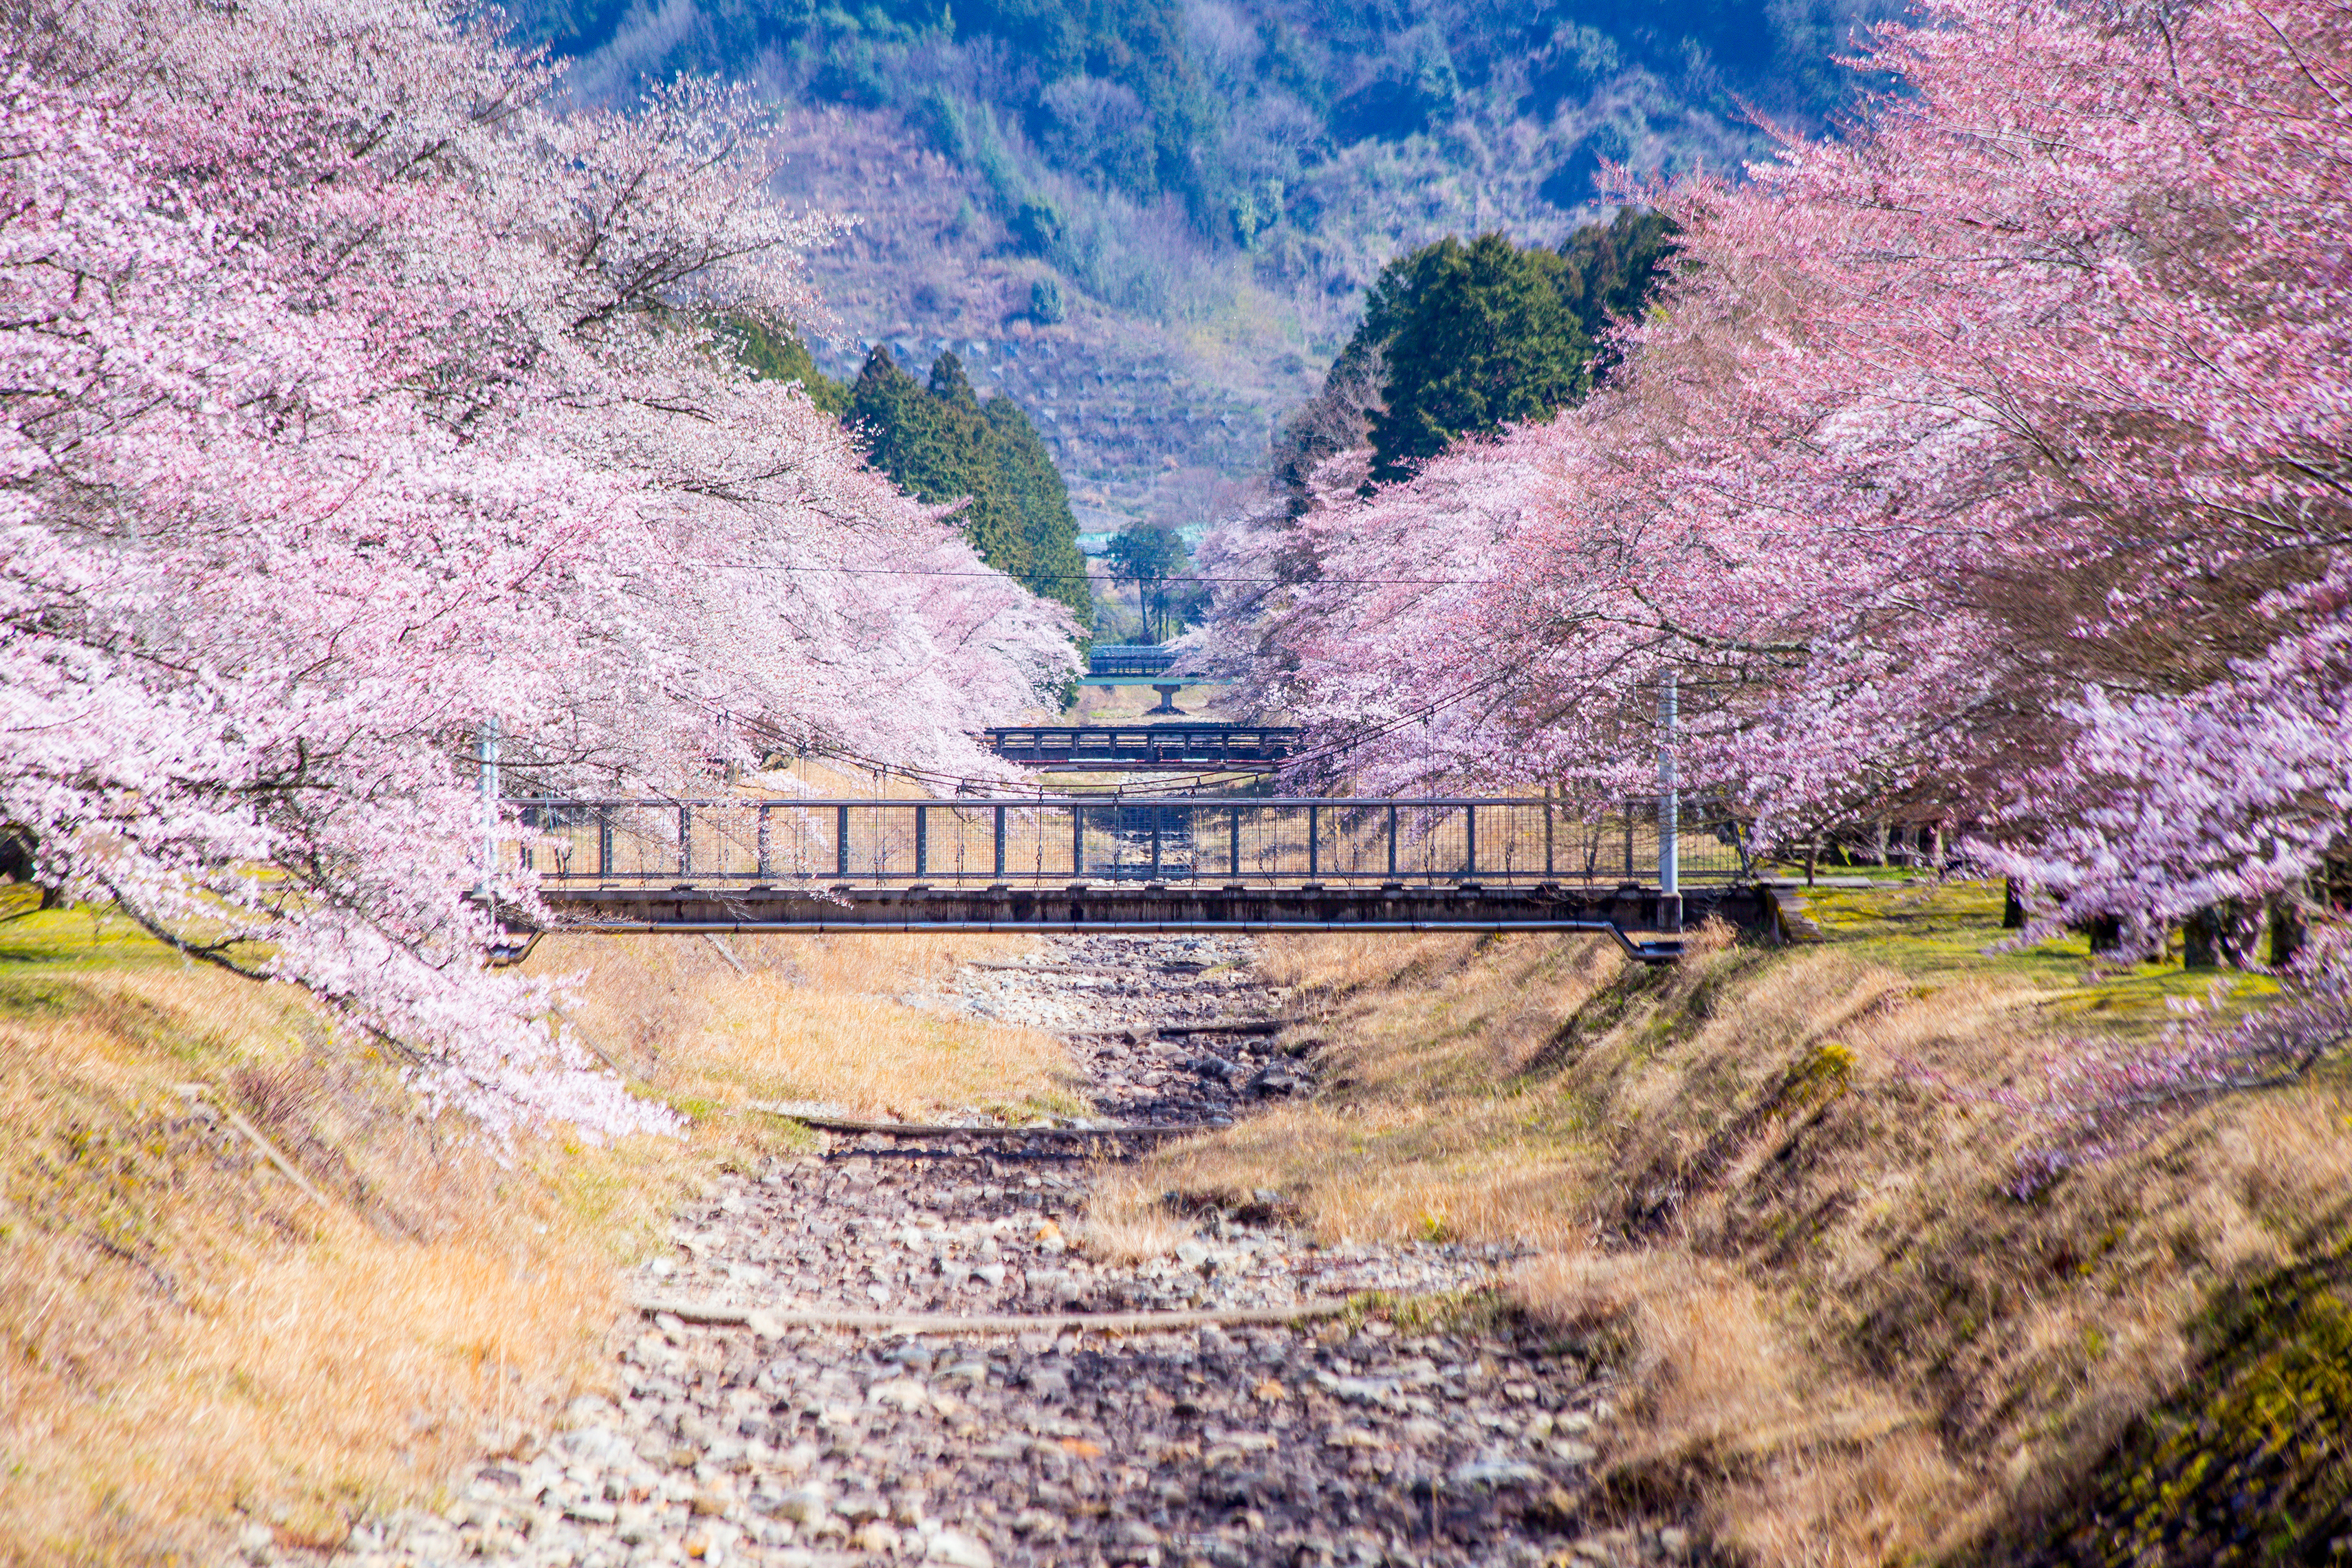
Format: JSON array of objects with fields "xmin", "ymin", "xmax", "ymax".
[
  {"xmin": 1081, "ymin": 644, "xmax": 1222, "ymax": 715},
  {"xmin": 504, "ymin": 796, "xmax": 1762, "ymax": 961},
  {"xmin": 980, "ymin": 724, "xmax": 1300, "ymax": 770}
]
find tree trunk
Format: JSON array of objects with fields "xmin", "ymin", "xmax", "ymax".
[
  {"xmin": 0, "ymin": 826, "xmax": 59, "ymax": 909},
  {"xmin": 2270, "ymin": 897, "xmax": 2307, "ymax": 968},
  {"xmin": 2184, "ymin": 907, "xmax": 2219, "ymax": 970},
  {"xmin": 2002, "ymin": 878, "xmax": 2026, "ymax": 929}
]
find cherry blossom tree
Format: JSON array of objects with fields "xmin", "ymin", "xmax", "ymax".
[
  {"xmin": 1, "ymin": 0, "xmax": 1074, "ymax": 1134},
  {"xmin": 1209, "ymin": 0, "xmax": 2352, "ymax": 941},
  {"xmin": 1197, "ymin": 0, "xmax": 2352, "ymax": 1170}
]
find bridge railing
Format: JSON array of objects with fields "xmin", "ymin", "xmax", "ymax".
[
  {"xmin": 1086, "ymin": 644, "xmax": 1182, "ymax": 678},
  {"xmin": 513, "ymin": 796, "xmax": 1750, "ymax": 887},
  {"xmin": 980, "ymin": 726, "xmax": 1300, "ymax": 763}
]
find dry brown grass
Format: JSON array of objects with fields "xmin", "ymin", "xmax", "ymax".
[
  {"xmin": 750, "ymin": 756, "xmax": 940, "ymax": 798},
  {"xmin": 1514, "ymin": 1247, "xmax": 1967, "ymax": 1567},
  {"xmin": 1106, "ymin": 932, "xmax": 1620, "ymax": 1250},
  {"xmin": 0, "ymin": 967, "xmax": 642, "ymax": 1562},
  {"xmin": 1078, "ymin": 1173, "xmax": 1195, "ymax": 1263},
  {"xmin": 1126, "ymin": 917, "xmax": 2352, "ymax": 1567},
  {"xmin": 532, "ymin": 931, "xmax": 1085, "ymax": 1121},
  {"xmin": 0, "ymin": 900, "xmax": 1067, "ymax": 1565}
]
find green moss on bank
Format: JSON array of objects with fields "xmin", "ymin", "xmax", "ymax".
[
  {"xmin": 2009, "ymin": 1244, "xmax": 2352, "ymax": 1567},
  {"xmin": 1784, "ymin": 878, "xmax": 2279, "ymax": 1033}
]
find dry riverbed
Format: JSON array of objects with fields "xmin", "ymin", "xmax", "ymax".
[{"xmin": 312, "ymin": 937, "xmax": 1693, "ymax": 1568}]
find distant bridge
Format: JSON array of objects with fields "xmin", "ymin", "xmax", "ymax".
[
  {"xmin": 980, "ymin": 724, "xmax": 1299, "ymax": 770},
  {"xmin": 1087, "ymin": 644, "xmax": 1186, "ymax": 679},
  {"xmin": 1081, "ymin": 645, "xmax": 1222, "ymax": 714},
  {"xmin": 505, "ymin": 795, "xmax": 1760, "ymax": 959}
]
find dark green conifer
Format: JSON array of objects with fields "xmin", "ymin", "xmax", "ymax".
[
  {"xmin": 1302, "ymin": 213, "xmax": 1681, "ymax": 492},
  {"xmin": 982, "ymin": 399, "xmax": 1092, "ymax": 615},
  {"xmin": 840, "ymin": 347, "xmax": 1090, "ymax": 614},
  {"xmin": 727, "ymin": 318, "xmax": 851, "ymax": 414},
  {"xmin": 1358, "ymin": 233, "xmax": 1591, "ymax": 483},
  {"xmin": 1555, "ymin": 207, "xmax": 1681, "ymax": 365}
]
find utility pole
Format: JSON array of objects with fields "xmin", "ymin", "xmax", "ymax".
[
  {"xmin": 1657, "ymin": 671, "xmax": 1681, "ymax": 933},
  {"xmin": 476, "ymin": 717, "xmax": 501, "ymax": 900}
]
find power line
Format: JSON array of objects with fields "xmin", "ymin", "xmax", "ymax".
[
  {"xmin": 735, "ymin": 653, "xmax": 1541, "ymax": 798},
  {"xmin": 697, "ymin": 563, "xmax": 1495, "ymax": 587}
]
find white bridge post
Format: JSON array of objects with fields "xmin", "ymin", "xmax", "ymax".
[
  {"xmin": 1657, "ymin": 671, "xmax": 1681, "ymax": 933},
  {"xmin": 476, "ymin": 717, "xmax": 501, "ymax": 898}
]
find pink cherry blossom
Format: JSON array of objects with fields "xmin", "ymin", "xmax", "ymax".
[
  {"xmin": 1, "ymin": 0, "xmax": 1075, "ymax": 1135},
  {"xmin": 1199, "ymin": 0, "xmax": 2352, "ymax": 1169},
  {"xmin": 1208, "ymin": 0, "xmax": 2352, "ymax": 935}
]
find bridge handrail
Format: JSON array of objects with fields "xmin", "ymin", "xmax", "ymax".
[
  {"xmin": 513, "ymin": 794, "xmax": 1701, "ymax": 808},
  {"xmin": 507, "ymin": 792, "xmax": 1752, "ymax": 890}
]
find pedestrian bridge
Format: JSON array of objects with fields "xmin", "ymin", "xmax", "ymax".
[
  {"xmin": 979, "ymin": 724, "xmax": 1299, "ymax": 769},
  {"xmin": 506, "ymin": 796, "xmax": 1760, "ymax": 960},
  {"xmin": 1079, "ymin": 645, "xmax": 1223, "ymax": 713}
]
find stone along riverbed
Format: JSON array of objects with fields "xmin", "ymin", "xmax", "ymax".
[{"xmin": 322, "ymin": 937, "xmax": 1696, "ymax": 1568}]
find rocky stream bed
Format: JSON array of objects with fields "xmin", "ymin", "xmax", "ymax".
[{"xmin": 312, "ymin": 936, "xmax": 1697, "ymax": 1568}]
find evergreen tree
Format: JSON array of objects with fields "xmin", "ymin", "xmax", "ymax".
[
  {"xmin": 917, "ymin": 351, "xmax": 1027, "ymax": 579},
  {"xmin": 846, "ymin": 346, "xmax": 936, "ymax": 481},
  {"xmin": 845, "ymin": 347, "xmax": 1091, "ymax": 616},
  {"xmin": 1304, "ymin": 213, "xmax": 1680, "ymax": 491},
  {"xmin": 1357, "ymin": 233, "xmax": 1592, "ymax": 484},
  {"xmin": 1555, "ymin": 207, "xmax": 1681, "ymax": 367},
  {"xmin": 982, "ymin": 399, "xmax": 1093, "ymax": 614},
  {"xmin": 1104, "ymin": 522, "xmax": 1201, "ymax": 642},
  {"xmin": 726, "ymin": 318, "xmax": 850, "ymax": 414}
]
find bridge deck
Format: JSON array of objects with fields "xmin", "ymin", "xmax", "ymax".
[
  {"xmin": 1085, "ymin": 644, "xmax": 1184, "ymax": 679},
  {"xmin": 981, "ymin": 724, "xmax": 1300, "ymax": 767},
  {"xmin": 528, "ymin": 882, "xmax": 1741, "ymax": 961},
  {"xmin": 1074, "ymin": 676, "xmax": 1228, "ymax": 688},
  {"xmin": 505, "ymin": 795, "xmax": 1754, "ymax": 955}
]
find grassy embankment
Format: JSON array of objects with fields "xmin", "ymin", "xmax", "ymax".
[
  {"xmin": 0, "ymin": 889, "xmax": 1069, "ymax": 1565},
  {"xmin": 1100, "ymin": 879, "xmax": 2352, "ymax": 1565}
]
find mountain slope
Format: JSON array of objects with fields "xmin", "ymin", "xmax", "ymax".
[{"xmin": 525, "ymin": 0, "xmax": 1882, "ymax": 525}]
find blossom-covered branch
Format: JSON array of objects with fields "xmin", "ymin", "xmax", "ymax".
[
  {"xmin": 0, "ymin": 0, "xmax": 1075, "ymax": 1133},
  {"xmin": 1204, "ymin": 0, "xmax": 2352, "ymax": 928}
]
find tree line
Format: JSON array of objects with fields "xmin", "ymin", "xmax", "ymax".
[
  {"xmin": 516, "ymin": 0, "xmax": 1869, "ymax": 327},
  {"xmin": 1202, "ymin": 0, "xmax": 2352, "ymax": 1166},
  {"xmin": 1274, "ymin": 206, "xmax": 1679, "ymax": 501},
  {"xmin": 0, "ymin": 0, "xmax": 1078, "ymax": 1134},
  {"xmin": 735, "ymin": 325, "xmax": 1093, "ymax": 618}
]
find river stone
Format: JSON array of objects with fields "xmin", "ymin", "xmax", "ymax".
[
  {"xmin": 924, "ymin": 1528, "xmax": 996, "ymax": 1567},
  {"xmin": 334, "ymin": 934, "xmax": 1693, "ymax": 1568}
]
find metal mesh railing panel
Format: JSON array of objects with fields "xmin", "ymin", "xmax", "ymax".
[{"xmin": 516, "ymin": 797, "xmax": 1750, "ymax": 888}]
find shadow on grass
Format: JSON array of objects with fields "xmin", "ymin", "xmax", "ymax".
[{"xmin": 1789, "ymin": 878, "xmax": 2280, "ymax": 1036}]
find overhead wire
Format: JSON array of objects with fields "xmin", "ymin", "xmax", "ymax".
[
  {"xmin": 696, "ymin": 563, "xmax": 1496, "ymax": 587},
  {"xmin": 655, "ymin": 530, "xmax": 1706, "ymax": 798}
]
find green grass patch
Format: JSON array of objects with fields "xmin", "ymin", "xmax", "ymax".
[
  {"xmin": 1792, "ymin": 878, "xmax": 2280, "ymax": 1032},
  {"xmin": 1345, "ymin": 1286, "xmax": 1521, "ymax": 1338},
  {"xmin": 0, "ymin": 886, "xmax": 176, "ymax": 970}
]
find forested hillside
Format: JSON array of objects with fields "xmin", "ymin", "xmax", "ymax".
[
  {"xmin": 515, "ymin": 0, "xmax": 1880, "ymax": 527},
  {"xmin": 532, "ymin": 0, "xmax": 1866, "ymax": 231}
]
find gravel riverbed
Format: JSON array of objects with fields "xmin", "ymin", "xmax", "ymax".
[{"xmin": 316, "ymin": 937, "xmax": 1695, "ymax": 1568}]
